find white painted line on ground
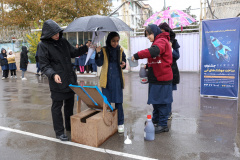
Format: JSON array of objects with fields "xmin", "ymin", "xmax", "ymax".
[{"xmin": 0, "ymin": 126, "xmax": 158, "ymax": 160}]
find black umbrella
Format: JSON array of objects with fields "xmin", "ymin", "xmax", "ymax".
[{"xmin": 64, "ymin": 15, "xmax": 133, "ymax": 32}]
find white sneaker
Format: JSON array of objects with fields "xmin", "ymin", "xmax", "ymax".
[
  {"xmin": 22, "ymin": 77, "xmax": 27, "ymax": 80},
  {"xmin": 11, "ymin": 76, "xmax": 13, "ymax": 78},
  {"xmin": 15, "ymin": 76, "xmax": 17, "ymax": 79},
  {"xmin": 118, "ymin": 124, "xmax": 124, "ymax": 133},
  {"xmin": 1, "ymin": 77, "xmax": 5, "ymax": 80},
  {"xmin": 91, "ymin": 72, "xmax": 97, "ymax": 75}
]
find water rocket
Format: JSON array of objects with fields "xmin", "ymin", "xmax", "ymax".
[{"xmin": 210, "ymin": 36, "xmax": 231, "ymax": 62}]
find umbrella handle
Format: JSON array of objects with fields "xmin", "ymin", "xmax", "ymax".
[{"xmin": 95, "ymin": 27, "xmax": 103, "ymax": 36}]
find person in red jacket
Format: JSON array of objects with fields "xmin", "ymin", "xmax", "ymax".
[{"xmin": 132, "ymin": 24, "xmax": 173, "ymax": 133}]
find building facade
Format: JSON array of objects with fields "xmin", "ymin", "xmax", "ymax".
[
  {"xmin": 206, "ymin": 0, "xmax": 240, "ymax": 19},
  {"xmin": 108, "ymin": 0, "xmax": 153, "ymax": 34}
]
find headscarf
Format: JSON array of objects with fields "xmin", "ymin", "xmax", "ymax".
[
  {"xmin": 159, "ymin": 22, "xmax": 176, "ymax": 43},
  {"xmin": 148, "ymin": 24, "xmax": 162, "ymax": 38},
  {"xmin": 106, "ymin": 32, "xmax": 120, "ymax": 48},
  {"xmin": 21, "ymin": 46, "xmax": 28, "ymax": 55},
  {"xmin": 1, "ymin": 48, "xmax": 7, "ymax": 57},
  {"xmin": 8, "ymin": 50, "xmax": 15, "ymax": 58}
]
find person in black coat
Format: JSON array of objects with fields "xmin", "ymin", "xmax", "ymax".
[
  {"xmin": 20, "ymin": 46, "xmax": 29, "ymax": 80},
  {"xmin": 37, "ymin": 19, "xmax": 89, "ymax": 141},
  {"xmin": 159, "ymin": 22, "xmax": 180, "ymax": 120},
  {"xmin": 0, "ymin": 48, "xmax": 9, "ymax": 79}
]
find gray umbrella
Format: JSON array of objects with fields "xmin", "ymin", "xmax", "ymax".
[{"xmin": 64, "ymin": 15, "xmax": 132, "ymax": 32}]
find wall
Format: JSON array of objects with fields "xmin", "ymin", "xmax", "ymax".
[{"xmin": 206, "ymin": 0, "xmax": 240, "ymax": 19}]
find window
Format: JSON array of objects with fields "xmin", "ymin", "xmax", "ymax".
[
  {"xmin": 131, "ymin": 15, "xmax": 134, "ymax": 25},
  {"xmin": 78, "ymin": 32, "xmax": 84, "ymax": 46},
  {"xmin": 89, "ymin": 32, "xmax": 93, "ymax": 41},
  {"xmin": 63, "ymin": 33, "xmax": 67, "ymax": 38},
  {"xmin": 84, "ymin": 32, "xmax": 88, "ymax": 44},
  {"xmin": 68, "ymin": 32, "xmax": 77, "ymax": 46}
]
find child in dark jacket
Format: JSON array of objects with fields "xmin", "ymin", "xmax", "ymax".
[
  {"xmin": 132, "ymin": 24, "xmax": 173, "ymax": 134},
  {"xmin": 95, "ymin": 32, "xmax": 126, "ymax": 133},
  {"xmin": 0, "ymin": 48, "xmax": 9, "ymax": 79}
]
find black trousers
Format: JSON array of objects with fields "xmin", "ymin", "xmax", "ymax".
[
  {"xmin": 3, "ymin": 70, "xmax": 9, "ymax": 78},
  {"xmin": 51, "ymin": 96, "xmax": 74, "ymax": 136},
  {"xmin": 76, "ymin": 65, "xmax": 80, "ymax": 71},
  {"xmin": 10, "ymin": 70, "xmax": 16, "ymax": 76}
]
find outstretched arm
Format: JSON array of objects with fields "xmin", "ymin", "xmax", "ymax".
[{"xmin": 65, "ymin": 39, "xmax": 89, "ymax": 58}]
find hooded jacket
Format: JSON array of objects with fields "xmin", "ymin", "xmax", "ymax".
[
  {"xmin": 0, "ymin": 48, "xmax": 8, "ymax": 66},
  {"xmin": 134, "ymin": 25, "xmax": 173, "ymax": 84},
  {"xmin": 37, "ymin": 19, "xmax": 88, "ymax": 98},
  {"xmin": 20, "ymin": 46, "xmax": 28, "ymax": 69}
]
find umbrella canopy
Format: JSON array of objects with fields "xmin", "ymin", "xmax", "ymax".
[
  {"xmin": 144, "ymin": 9, "xmax": 196, "ymax": 29},
  {"xmin": 64, "ymin": 15, "xmax": 132, "ymax": 32}
]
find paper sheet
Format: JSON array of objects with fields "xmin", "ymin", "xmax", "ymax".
[{"xmin": 85, "ymin": 31, "xmax": 107, "ymax": 65}]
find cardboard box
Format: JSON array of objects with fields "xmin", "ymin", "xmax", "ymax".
[{"xmin": 70, "ymin": 85, "xmax": 118, "ymax": 147}]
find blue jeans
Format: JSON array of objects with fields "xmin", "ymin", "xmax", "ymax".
[
  {"xmin": 22, "ymin": 71, "xmax": 26, "ymax": 78},
  {"xmin": 115, "ymin": 103, "xmax": 124, "ymax": 125},
  {"xmin": 91, "ymin": 63, "xmax": 97, "ymax": 72},
  {"xmin": 152, "ymin": 104, "xmax": 169, "ymax": 127}
]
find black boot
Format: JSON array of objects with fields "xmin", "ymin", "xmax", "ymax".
[
  {"xmin": 155, "ymin": 126, "xmax": 169, "ymax": 134},
  {"xmin": 56, "ymin": 134, "xmax": 69, "ymax": 141}
]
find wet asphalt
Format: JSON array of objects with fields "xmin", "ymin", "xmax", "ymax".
[{"xmin": 0, "ymin": 72, "xmax": 240, "ymax": 160}]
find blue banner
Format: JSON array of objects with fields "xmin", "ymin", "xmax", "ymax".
[{"xmin": 201, "ymin": 18, "xmax": 240, "ymax": 98}]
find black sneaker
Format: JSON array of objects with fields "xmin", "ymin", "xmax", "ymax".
[
  {"xmin": 155, "ymin": 126, "xmax": 169, "ymax": 134},
  {"xmin": 152, "ymin": 121, "xmax": 158, "ymax": 127},
  {"xmin": 56, "ymin": 134, "xmax": 69, "ymax": 141}
]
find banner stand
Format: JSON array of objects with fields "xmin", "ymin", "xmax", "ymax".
[{"xmin": 200, "ymin": 17, "xmax": 240, "ymax": 98}]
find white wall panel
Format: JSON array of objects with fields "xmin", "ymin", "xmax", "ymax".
[
  {"xmin": 130, "ymin": 32, "xmax": 200, "ymax": 72},
  {"xmin": 129, "ymin": 36, "xmax": 151, "ymax": 71},
  {"xmin": 176, "ymin": 33, "xmax": 200, "ymax": 72}
]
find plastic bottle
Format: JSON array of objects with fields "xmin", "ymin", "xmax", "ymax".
[
  {"xmin": 144, "ymin": 115, "xmax": 155, "ymax": 141},
  {"xmin": 139, "ymin": 63, "xmax": 148, "ymax": 84}
]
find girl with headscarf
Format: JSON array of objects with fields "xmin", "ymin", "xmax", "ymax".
[
  {"xmin": 20, "ymin": 46, "xmax": 29, "ymax": 80},
  {"xmin": 0, "ymin": 48, "xmax": 9, "ymax": 79},
  {"xmin": 95, "ymin": 32, "xmax": 126, "ymax": 133},
  {"xmin": 7, "ymin": 50, "xmax": 17, "ymax": 78},
  {"xmin": 159, "ymin": 22, "xmax": 180, "ymax": 120},
  {"xmin": 132, "ymin": 24, "xmax": 173, "ymax": 134}
]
